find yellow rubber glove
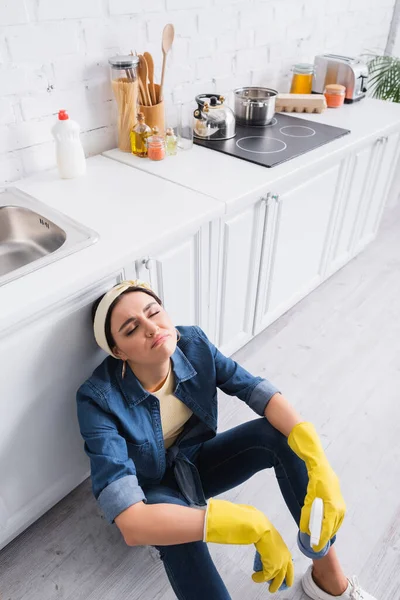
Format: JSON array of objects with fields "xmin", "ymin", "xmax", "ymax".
[
  {"xmin": 204, "ymin": 497, "xmax": 294, "ymax": 593},
  {"xmin": 288, "ymin": 422, "xmax": 346, "ymax": 552}
]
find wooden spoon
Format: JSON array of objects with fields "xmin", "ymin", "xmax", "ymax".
[
  {"xmin": 159, "ymin": 23, "xmax": 175, "ymax": 102},
  {"xmin": 138, "ymin": 54, "xmax": 151, "ymax": 106},
  {"xmin": 144, "ymin": 51, "xmax": 157, "ymax": 106}
]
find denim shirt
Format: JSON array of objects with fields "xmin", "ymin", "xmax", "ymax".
[{"xmin": 76, "ymin": 326, "xmax": 280, "ymax": 524}]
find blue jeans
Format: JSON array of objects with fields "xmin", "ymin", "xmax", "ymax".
[{"xmin": 143, "ymin": 417, "xmax": 335, "ymax": 600}]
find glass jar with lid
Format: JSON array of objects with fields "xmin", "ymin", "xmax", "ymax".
[
  {"xmin": 290, "ymin": 63, "xmax": 314, "ymax": 94},
  {"xmin": 324, "ymin": 84, "xmax": 346, "ymax": 108},
  {"xmin": 147, "ymin": 127, "xmax": 166, "ymax": 161},
  {"xmin": 109, "ymin": 55, "xmax": 139, "ymax": 152}
]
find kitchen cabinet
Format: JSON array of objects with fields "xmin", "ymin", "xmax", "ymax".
[
  {"xmin": 254, "ymin": 162, "xmax": 342, "ymax": 335},
  {"xmin": 326, "ymin": 131, "xmax": 400, "ymax": 275},
  {"xmin": 354, "ymin": 131, "xmax": 400, "ymax": 251},
  {"xmin": 123, "ymin": 222, "xmax": 219, "ymax": 343},
  {"xmin": 214, "ymin": 201, "xmax": 266, "ymax": 356},
  {"xmin": 0, "ymin": 272, "xmax": 122, "ymax": 551}
]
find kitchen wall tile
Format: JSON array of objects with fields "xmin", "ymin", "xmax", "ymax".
[
  {"xmin": 239, "ymin": 6, "xmax": 274, "ymax": 31},
  {"xmin": 7, "ymin": 22, "xmax": 80, "ymax": 62},
  {"xmin": 37, "ymin": 0, "xmax": 103, "ymax": 21},
  {"xmin": 0, "ymin": 99, "xmax": 15, "ymax": 126},
  {"xmin": 198, "ymin": 8, "xmax": 240, "ymax": 36},
  {"xmin": 189, "ymin": 36, "xmax": 216, "ymax": 59},
  {"xmin": 286, "ymin": 18, "xmax": 319, "ymax": 44},
  {"xmin": 173, "ymin": 79, "xmax": 214, "ymax": 104},
  {"xmin": 51, "ymin": 56, "xmax": 109, "ymax": 88},
  {"xmin": 0, "ymin": 66, "xmax": 49, "ymax": 96},
  {"xmin": 0, "ymin": 152, "xmax": 23, "ymax": 183},
  {"xmin": 0, "ymin": 118, "xmax": 54, "ymax": 153},
  {"xmin": 108, "ymin": 0, "xmax": 164, "ymax": 16},
  {"xmin": 20, "ymin": 140, "xmax": 56, "ymax": 175},
  {"xmin": 20, "ymin": 82, "xmax": 112, "ymax": 121},
  {"xmin": 271, "ymin": 0, "xmax": 305, "ymax": 23},
  {"xmin": 235, "ymin": 46, "xmax": 269, "ymax": 73},
  {"xmin": 146, "ymin": 11, "xmax": 197, "ymax": 41},
  {"xmin": 0, "ymin": 0, "xmax": 30, "ymax": 25},
  {"xmin": 80, "ymin": 125, "xmax": 117, "ymax": 157},
  {"xmin": 254, "ymin": 20, "xmax": 288, "ymax": 46},
  {"xmin": 83, "ymin": 17, "xmax": 146, "ymax": 55},
  {"xmin": 166, "ymin": 0, "xmax": 211, "ymax": 9}
]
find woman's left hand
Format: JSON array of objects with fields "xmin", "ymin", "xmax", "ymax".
[{"xmin": 288, "ymin": 422, "xmax": 346, "ymax": 552}]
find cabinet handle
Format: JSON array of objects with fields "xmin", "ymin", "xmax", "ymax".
[
  {"xmin": 142, "ymin": 257, "xmax": 154, "ymax": 270},
  {"xmin": 260, "ymin": 194, "xmax": 270, "ymax": 206}
]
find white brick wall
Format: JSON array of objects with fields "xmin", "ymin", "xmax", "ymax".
[{"xmin": 0, "ymin": 0, "xmax": 397, "ymax": 186}]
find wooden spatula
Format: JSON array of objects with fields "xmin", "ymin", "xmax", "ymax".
[
  {"xmin": 159, "ymin": 24, "xmax": 174, "ymax": 102},
  {"xmin": 144, "ymin": 52, "xmax": 157, "ymax": 106},
  {"xmin": 138, "ymin": 54, "xmax": 151, "ymax": 106}
]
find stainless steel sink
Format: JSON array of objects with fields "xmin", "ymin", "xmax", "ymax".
[{"xmin": 0, "ymin": 188, "xmax": 98, "ymax": 287}]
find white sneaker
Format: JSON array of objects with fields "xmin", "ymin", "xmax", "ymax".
[{"xmin": 302, "ymin": 566, "xmax": 377, "ymax": 599}]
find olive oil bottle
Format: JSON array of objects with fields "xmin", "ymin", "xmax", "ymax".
[{"xmin": 130, "ymin": 113, "xmax": 151, "ymax": 157}]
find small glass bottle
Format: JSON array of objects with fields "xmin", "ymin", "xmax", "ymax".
[
  {"xmin": 165, "ymin": 127, "xmax": 178, "ymax": 156},
  {"xmin": 130, "ymin": 112, "xmax": 151, "ymax": 157},
  {"xmin": 147, "ymin": 127, "xmax": 166, "ymax": 161},
  {"xmin": 290, "ymin": 63, "xmax": 314, "ymax": 94}
]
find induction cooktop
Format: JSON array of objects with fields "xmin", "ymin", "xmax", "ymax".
[{"xmin": 193, "ymin": 113, "xmax": 350, "ymax": 168}]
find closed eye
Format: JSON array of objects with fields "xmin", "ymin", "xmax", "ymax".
[{"xmin": 126, "ymin": 311, "xmax": 160, "ymax": 336}]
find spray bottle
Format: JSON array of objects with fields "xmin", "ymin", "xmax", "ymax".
[{"xmin": 253, "ymin": 497, "xmax": 329, "ymax": 590}]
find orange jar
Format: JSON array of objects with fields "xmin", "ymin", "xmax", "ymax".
[
  {"xmin": 147, "ymin": 127, "xmax": 165, "ymax": 161},
  {"xmin": 290, "ymin": 63, "xmax": 314, "ymax": 94},
  {"xmin": 324, "ymin": 84, "xmax": 346, "ymax": 108}
]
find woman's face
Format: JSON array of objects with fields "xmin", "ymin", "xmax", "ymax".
[{"xmin": 110, "ymin": 291, "xmax": 177, "ymax": 365}]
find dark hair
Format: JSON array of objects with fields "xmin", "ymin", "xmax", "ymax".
[{"xmin": 91, "ymin": 286, "xmax": 163, "ymax": 352}]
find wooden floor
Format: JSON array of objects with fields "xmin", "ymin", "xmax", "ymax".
[{"xmin": 1, "ymin": 199, "xmax": 400, "ymax": 600}]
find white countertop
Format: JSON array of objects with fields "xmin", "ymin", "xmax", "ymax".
[
  {"xmin": 1, "ymin": 155, "xmax": 224, "ymax": 336},
  {"xmin": 104, "ymin": 98, "xmax": 400, "ymax": 212}
]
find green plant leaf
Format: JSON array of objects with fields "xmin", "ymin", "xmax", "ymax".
[{"xmin": 367, "ymin": 55, "xmax": 400, "ymax": 103}]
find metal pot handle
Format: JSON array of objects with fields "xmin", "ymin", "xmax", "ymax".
[{"xmin": 241, "ymin": 99, "xmax": 269, "ymax": 107}]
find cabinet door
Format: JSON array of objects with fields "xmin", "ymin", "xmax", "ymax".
[
  {"xmin": 355, "ymin": 131, "xmax": 400, "ymax": 250},
  {"xmin": 134, "ymin": 223, "xmax": 214, "ymax": 339},
  {"xmin": 215, "ymin": 200, "xmax": 266, "ymax": 356},
  {"xmin": 328, "ymin": 139, "xmax": 378, "ymax": 272},
  {"xmin": 254, "ymin": 163, "xmax": 341, "ymax": 334},
  {"xmin": 0, "ymin": 272, "xmax": 123, "ymax": 551}
]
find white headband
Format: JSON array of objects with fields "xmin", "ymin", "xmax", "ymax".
[{"xmin": 93, "ymin": 279, "xmax": 153, "ymax": 358}]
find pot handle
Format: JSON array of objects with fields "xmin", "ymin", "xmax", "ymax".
[{"xmin": 241, "ymin": 99, "xmax": 270, "ymax": 108}]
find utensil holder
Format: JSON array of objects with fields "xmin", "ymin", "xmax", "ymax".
[{"xmin": 139, "ymin": 84, "xmax": 165, "ymax": 134}]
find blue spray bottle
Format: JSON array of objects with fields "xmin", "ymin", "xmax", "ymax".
[{"xmin": 253, "ymin": 498, "xmax": 329, "ymax": 590}]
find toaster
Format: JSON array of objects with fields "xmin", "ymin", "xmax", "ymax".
[{"xmin": 312, "ymin": 54, "xmax": 369, "ymax": 103}]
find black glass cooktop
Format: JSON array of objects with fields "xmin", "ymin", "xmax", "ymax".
[{"xmin": 193, "ymin": 113, "xmax": 350, "ymax": 168}]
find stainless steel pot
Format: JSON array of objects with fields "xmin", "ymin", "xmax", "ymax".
[{"xmin": 234, "ymin": 87, "xmax": 278, "ymax": 126}]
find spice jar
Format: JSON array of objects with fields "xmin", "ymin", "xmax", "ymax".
[
  {"xmin": 290, "ymin": 63, "xmax": 314, "ymax": 94},
  {"xmin": 165, "ymin": 127, "xmax": 177, "ymax": 156},
  {"xmin": 131, "ymin": 113, "xmax": 151, "ymax": 157},
  {"xmin": 324, "ymin": 84, "xmax": 346, "ymax": 108},
  {"xmin": 109, "ymin": 55, "xmax": 139, "ymax": 152},
  {"xmin": 147, "ymin": 127, "xmax": 165, "ymax": 161}
]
